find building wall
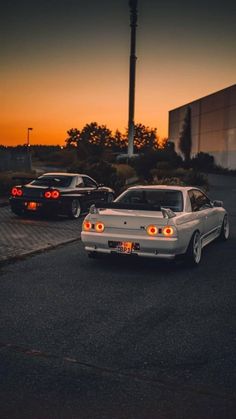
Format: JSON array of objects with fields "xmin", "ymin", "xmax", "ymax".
[{"xmin": 168, "ymin": 85, "xmax": 236, "ymax": 169}]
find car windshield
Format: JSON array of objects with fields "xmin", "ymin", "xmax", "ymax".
[
  {"xmin": 31, "ymin": 175, "xmax": 73, "ymax": 188},
  {"xmin": 116, "ymin": 189, "xmax": 183, "ymax": 212}
]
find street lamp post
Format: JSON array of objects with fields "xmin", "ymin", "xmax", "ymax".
[
  {"xmin": 26, "ymin": 127, "xmax": 33, "ymax": 171},
  {"xmin": 127, "ymin": 0, "xmax": 138, "ymax": 158},
  {"xmin": 27, "ymin": 127, "xmax": 33, "ymax": 147}
]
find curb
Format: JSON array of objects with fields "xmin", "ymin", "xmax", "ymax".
[
  {"xmin": 0, "ymin": 236, "xmax": 81, "ymax": 267},
  {"xmin": 0, "ymin": 201, "xmax": 9, "ymax": 208}
]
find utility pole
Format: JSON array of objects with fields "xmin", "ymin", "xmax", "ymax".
[
  {"xmin": 127, "ymin": 0, "xmax": 138, "ymax": 158},
  {"xmin": 27, "ymin": 127, "xmax": 33, "ymax": 147}
]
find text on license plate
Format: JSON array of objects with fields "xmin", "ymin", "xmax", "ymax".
[{"xmin": 117, "ymin": 242, "xmax": 133, "ymax": 254}]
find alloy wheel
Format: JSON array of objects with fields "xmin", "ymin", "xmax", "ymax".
[
  {"xmin": 71, "ymin": 199, "xmax": 81, "ymax": 219},
  {"xmin": 193, "ymin": 232, "xmax": 202, "ymax": 264}
]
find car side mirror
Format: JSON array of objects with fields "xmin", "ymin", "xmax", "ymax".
[
  {"xmin": 213, "ymin": 200, "xmax": 223, "ymax": 207},
  {"xmin": 98, "ymin": 183, "xmax": 104, "ymax": 187}
]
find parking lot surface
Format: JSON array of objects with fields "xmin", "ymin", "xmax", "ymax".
[
  {"xmin": 1, "ymin": 173, "xmax": 235, "ymax": 264},
  {"xmin": 0, "ymin": 207, "xmax": 82, "ymax": 262},
  {"xmin": 0, "ymin": 174, "xmax": 236, "ymax": 418}
]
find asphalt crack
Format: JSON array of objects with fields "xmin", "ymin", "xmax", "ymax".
[{"xmin": 0, "ymin": 341, "xmax": 235, "ymax": 403}]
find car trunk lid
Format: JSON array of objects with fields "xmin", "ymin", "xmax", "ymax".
[
  {"xmin": 91, "ymin": 208, "xmax": 171, "ymax": 229},
  {"xmin": 22, "ymin": 185, "xmax": 49, "ymax": 199}
]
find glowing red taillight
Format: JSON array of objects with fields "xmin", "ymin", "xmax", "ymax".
[
  {"xmin": 11, "ymin": 187, "xmax": 23, "ymax": 197},
  {"xmin": 51, "ymin": 190, "xmax": 60, "ymax": 199},
  {"xmin": 44, "ymin": 190, "xmax": 60, "ymax": 199},
  {"xmin": 44, "ymin": 191, "xmax": 52, "ymax": 199},
  {"xmin": 163, "ymin": 226, "xmax": 174, "ymax": 237},
  {"xmin": 95, "ymin": 222, "xmax": 105, "ymax": 233},
  {"xmin": 11, "ymin": 187, "xmax": 18, "ymax": 196},
  {"xmin": 83, "ymin": 221, "xmax": 92, "ymax": 231},
  {"xmin": 17, "ymin": 189, "xmax": 23, "ymax": 196},
  {"xmin": 147, "ymin": 225, "xmax": 158, "ymax": 236}
]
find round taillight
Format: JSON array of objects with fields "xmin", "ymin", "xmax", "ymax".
[
  {"xmin": 16, "ymin": 188, "xmax": 23, "ymax": 196},
  {"xmin": 44, "ymin": 191, "xmax": 52, "ymax": 199},
  {"xmin": 163, "ymin": 226, "xmax": 174, "ymax": 237},
  {"xmin": 95, "ymin": 222, "xmax": 105, "ymax": 233},
  {"xmin": 51, "ymin": 190, "xmax": 60, "ymax": 199},
  {"xmin": 83, "ymin": 221, "xmax": 92, "ymax": 231},
  {"xmin": 147, "ymin": 225, "xmax": 158, "ymax": 236},
  {"xmin": 11, "ymin": 187, "xmax": 18, "ymax": 196},
  {"xmin": 11, "ymin": 187, "xmax": 23, "ymax": 196}
]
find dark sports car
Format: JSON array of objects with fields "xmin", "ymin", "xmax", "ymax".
[{"xmin": 9, "ymin": 173, "xmax": 115, "ymax": 219}]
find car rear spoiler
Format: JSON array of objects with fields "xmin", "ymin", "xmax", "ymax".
[
  {"xmin": 160, "ymin": 207, "xmax": 176, "ymax": 218},
  {"xmin": 12, "ymin": 176, "xmax": 36, "ymax": 184},
  {"xmin": 89, "ymin": 203, "xmax": 176, "ymax": 218}
]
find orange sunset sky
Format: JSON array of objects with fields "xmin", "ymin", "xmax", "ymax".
[{"xmin": 1, "ymin": 0, "xmax": 235, "ymax": 147}]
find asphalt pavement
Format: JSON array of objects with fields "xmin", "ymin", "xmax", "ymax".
[{"xmin": 0, "ymin": 174, "xmax": 235, "ymax": 419}]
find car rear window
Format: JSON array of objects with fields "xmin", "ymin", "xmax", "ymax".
[
  {"xmin": 116, "ymin": 189, "xmax": 183, "ymax": 212},
  {"xmin": 31, "ymin": 176, "xmax": 73, "ymax": 187}
]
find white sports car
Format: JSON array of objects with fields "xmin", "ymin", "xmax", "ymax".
[{"xmin": 81, "ymin": 185, "xmax": 229, "ymax": 265}]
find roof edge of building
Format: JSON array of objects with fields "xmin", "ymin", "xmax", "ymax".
[{"xmin": 169, "ymin": 84, "xmax": 236, "ymax": 113}]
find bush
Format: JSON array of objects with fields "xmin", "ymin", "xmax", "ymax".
[
  {"xmin": 130, "ymin": 148, "xmax": 183, "ymax": 181},
  {"xmin": 153, "ymin": 177, "xmax": 185, "ymax": 186},
  {"xmin": 183, "ymin": 170, "xmax": 208, "ymax": 189},
  {"xmin": 191, "ymin": 152, "xmax": 215, "ymax": 172},
  {"xmin": 150, "ymin": 167, "xmax": 208, "ymax": 190},
  {"xmin": 155, "ymin": 161, "xmax": 172, "ymax": 171},
  {"xmin": 113, "ymin": 164, "xmax": 137, "ymax": 183},
  {"xmin": 151, "ymin": 167, "xmax": 187, "ymax": 181},
  {"xmin": 41, "ymin": 149, "xmax": 77, "ymax": 168}
]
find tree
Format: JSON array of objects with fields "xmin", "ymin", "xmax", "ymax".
[
  {"xmin": 66, "ymin": 128, "xmax": 81, "ymax": 146},
  {"xmin": 178, "ymin": 106, "xmax": 192, "ymax": 163},
  {"xmin": 133, "ymin": 124, "xmax": 158, "ymax": 152},
  {"xmin": 111, "ymin": 130, "xmax": 127, "ymax": 152},
  {"xmin": 66, "ymin": 123, "xmax": 113, "ymax": 160},
  {"xmin": 65, "ymin": 122, "xmax": 160, "ymax": 157}
]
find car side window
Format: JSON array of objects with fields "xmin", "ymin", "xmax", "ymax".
[
  {"xmin": 193, "ymin": 190, "xmax": 212, "ymax": 211},
  {"xmin": 82, "ymin": 177, "xmax": 97, "ymax": 189},
  {"xmin": 188, "ymin": 190, "xmax": 198, "ymax": 212},
  {"xmin": 76, "ymin": 176, "xmax": 84, "ymax": 187}
]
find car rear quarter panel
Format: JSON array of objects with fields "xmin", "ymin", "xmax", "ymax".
[{"xmin": 174, "ymin": 213, "xmax": 202, "ymax": 254}]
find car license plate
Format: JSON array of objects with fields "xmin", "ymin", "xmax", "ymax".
[
  {"xmin": 117, "ymin": 242, "xmax": 133, "ymax": 254},
  {"xmin": 27, "ymin": 201, "xmax": 37, "ymax": 211}
]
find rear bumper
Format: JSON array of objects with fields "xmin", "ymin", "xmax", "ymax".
[
  {"xmin": 81, "ymin": 231, "xmax": 180, "ymax": 259},
  {"xmin": 9, "ymin": 197, "xmax": 64, "ymax": 215}
]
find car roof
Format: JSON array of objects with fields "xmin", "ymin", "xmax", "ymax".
[
  {"xmin": 127, "ymin": 185, "xmax": 195, "ymax": 192},
  {"xmin": 40, "ymin": 173, "xmax": 88, "ymax": 177}
]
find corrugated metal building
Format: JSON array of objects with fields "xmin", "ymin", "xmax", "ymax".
[{"xmin": 168, "ymin": 85, "xmax": 236, "ymax": 169}]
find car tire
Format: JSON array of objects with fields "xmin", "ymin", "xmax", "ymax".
[
  {"xmin": 185, "ymin": 231, "xmax": 202, "ymax": 266},
  {"xmin": 68, "ymin": 199, "xmax": 81, "ymax": 219},
  {"xmin": 219, "ymin": 215, "xmax": 229, "ymax": 241},
  {"xmin": 107, "ymin": 193, "xmax": 114, "ymax": 203}
]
